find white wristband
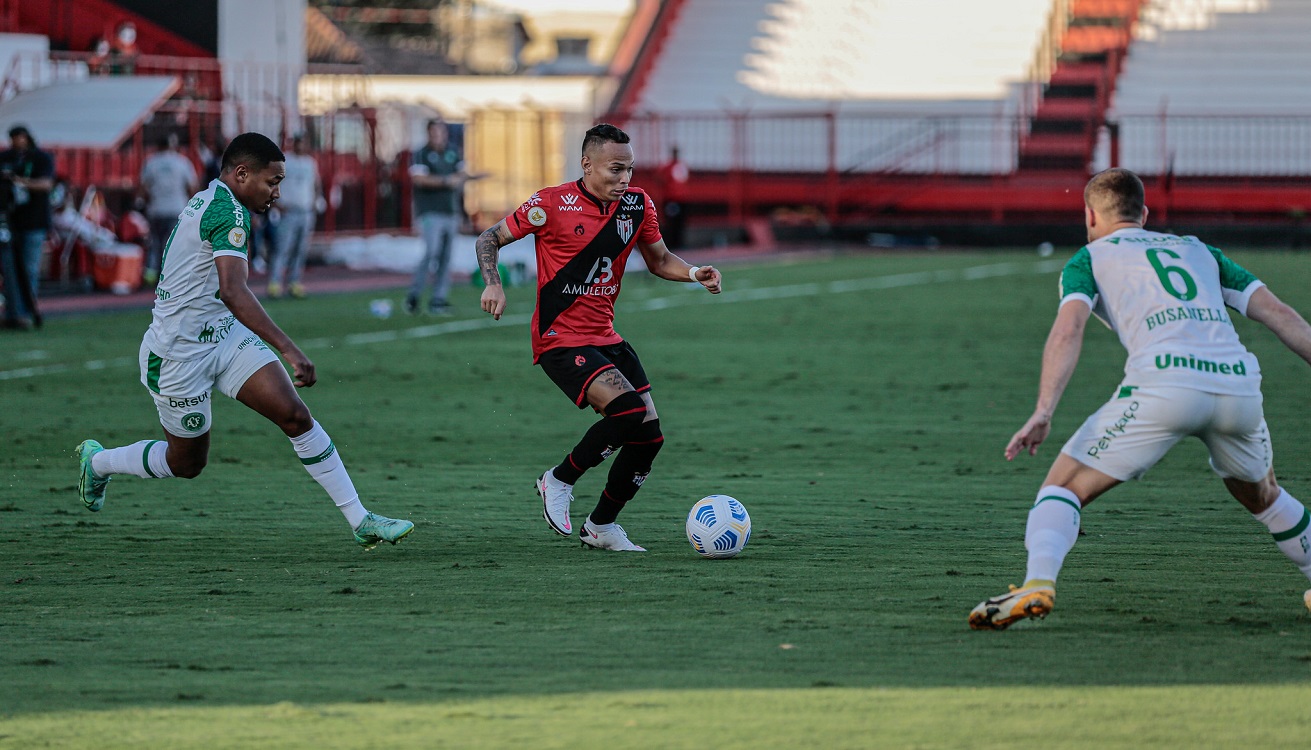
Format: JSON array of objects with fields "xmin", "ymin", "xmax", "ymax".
[{"xmin": 688, "ymin": 265, "xmax": 701, "ymax": 283}]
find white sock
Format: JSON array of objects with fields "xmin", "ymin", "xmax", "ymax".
[
  {"xmin": 290, "ymin": 420, "xmax": 368, "ymax": 527},
  {"xmin": 1024, "ymin": 485, "xmax": 1082, "ymax": 584},
  {"xmin": 91, "ymin": 440, "xmax": 174, "ymax": 479},
  {"xmin": 1253, "ymin": 488, "xmax": 1311, "ymax": 582}
]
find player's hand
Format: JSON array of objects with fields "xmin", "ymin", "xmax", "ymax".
[
  {"xmin": 285, "ymin": 347, "xmax": 316, "ymax": 388},
  {"xmin": 481, "ymin": 284, "xmax": 507, "ymax": 320},
  {"xmin": 694, "ymin": 265, "xmax": 722, "ymax": 294},
  {"xmin": 1004, "ymin": 412, "xmax": 1051, "ymax": 460}
]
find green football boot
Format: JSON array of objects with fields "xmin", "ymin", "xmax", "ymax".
[
  {"xmin": 353, "ymin": 512, "xmax": 414, "ymax": 550},
  {"xmin": 76, "ymin": 440, "xmax": 110, "ymax": 512}
]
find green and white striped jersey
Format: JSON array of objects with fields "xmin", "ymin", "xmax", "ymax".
[
  {"xmin": 1059, "ymin": 228, "xmax": 1264, "ymax": 396},
  {"xmin": 143, "ymin": 180, "xmax": 252, "ymax": 361}
]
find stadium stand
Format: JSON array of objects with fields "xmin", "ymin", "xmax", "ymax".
[
  {"xmin": 2, "ymin": 0, "xmax": 1308, "ymax": 251},
  {"xmin": 609, "ymin": 0, "xmax": 1310, "ymax": 233},
  {"xmin": 614, "ymin": 0, "xmax": 1053, "ymax": 175},
  {"xmin": 1019, "ymin": 0, "xmax": 1145, "ymax": 170},
  {"xmin": 1099, "ymin": 0, "xmax": 1311, "ymax": 176}
]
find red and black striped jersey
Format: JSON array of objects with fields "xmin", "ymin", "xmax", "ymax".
[{"xmin": 504, "ymin": 179, "xmax": 662, "ymax": 361}]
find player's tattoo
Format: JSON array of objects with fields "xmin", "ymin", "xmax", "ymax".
[
  {"xmin": 476, "ymin": 225, "xmax": 511, "ymax": 285},
  {"xmin": 597, "ymin": 369, "xmax": 631, "ymax": 391}
]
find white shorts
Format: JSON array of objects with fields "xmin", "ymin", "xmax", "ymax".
[
  {"xmin": 1061, "ymin": 385, "xmax": 1271, "ymax": 482},
  {"xmin": 138, "ymin": 323, "xmax": 281, "ymax": 437}
]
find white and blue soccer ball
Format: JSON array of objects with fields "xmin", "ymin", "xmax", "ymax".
[{"xmin": 686, "ymin": 495, "xmax": 751, "ymax": 559}]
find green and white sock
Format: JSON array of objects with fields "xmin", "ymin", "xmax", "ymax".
[
  {"xmin": 290, "ymin": 420, "xmax": 368, "ymax": 527},
  {"xmin": 1025, "ymin": 485, "xmax": 1081, "ymax": 584},
  {"xmin": 91, "ymin": 440, "xmax": 174, "ymax": 479},
  {"xmin": 1253, "ymin": 488, "xmax": 1311, "ymax": 581}
]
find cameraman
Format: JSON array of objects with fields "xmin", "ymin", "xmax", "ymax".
[{"xmin": 0, "ymin": 125, "xmax": 54, "ymax": 330}]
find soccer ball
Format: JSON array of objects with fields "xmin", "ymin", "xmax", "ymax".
[{"xmin": 686, "ymin": 495, "xmax": 751, "ymax": 559}]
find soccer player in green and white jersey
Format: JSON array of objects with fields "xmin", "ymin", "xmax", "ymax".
[
  {"xmin": 970, "ymin": 168, "xmax": 1311, "ymax": 629},
  {"xmin": 75, "ymin": 133, "xmax": 412, "ymax": 549}
]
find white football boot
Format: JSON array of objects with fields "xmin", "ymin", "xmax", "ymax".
[
  {"xmin": 580, "ymin": 518, "xmax": 646, "ymax": 551},
  {"xmin": 537, "ymin": 470, "xmax": 573, "ymax": 536}
]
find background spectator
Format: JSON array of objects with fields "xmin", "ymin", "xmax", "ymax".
[
  {"xmin": 88, "ymin": 37, "xmax": 112, "ymax": 76},
  {"xmin": 138, "ymin": 132, "xmax": 198, "ymax": 285},
  {"xmin": 249, "ymin": 205, "xmax": 278, "ymax": 276},
  {"xmin": 200, "ymin": 134, "xmax": 225, "ymax": 184},
  {"xmin": 110, "ymin": 21, "xmax": 139, "ymax": 75},
  {"xmin": 268, "ymin": 133, "xmax": 323, "ymax": 299},
  {"xmin": 657, "ymin": 146, "xmax": 690, "ymax": 250},
  {"xmin": 0, "ymin": 125, "xmax": 54, "ymax": 330},
  {"xmin": 406, "ymin": 117, "xmax": 474, "ymax": 315}
]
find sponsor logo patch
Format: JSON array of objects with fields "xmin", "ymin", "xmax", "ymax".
[
  {"xmin": 575, "ymin": 355, "xmax": 587, "ymax": 366},
  {"xmin": 1087, "ymin": 400, "xmax": 1140, "ymax": 460},
  {"xmin": 168, "ymin": 393, "xmax": 210, "ymax": 409},
  {"xmin": 574, "ymin": 224, "xmax": 585, "ymax": 236}
]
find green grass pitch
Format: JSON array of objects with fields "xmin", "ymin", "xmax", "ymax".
[{"xmin": 2, "ymin": 250, "xmax": 1310, "ymax": 748}]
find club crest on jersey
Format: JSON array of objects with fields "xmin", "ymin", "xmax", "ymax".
[
  {"xmin": 616, "ymin": 217, "xmax": 634, "ymax": 243},
  {"xmin": 526, "ymin": 206, "xmax": 547, "ymax": 226}
]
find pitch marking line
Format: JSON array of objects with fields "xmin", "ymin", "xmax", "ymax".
[{"xmin": 1, "ymin": 259, "xmax": 1063, "ymax": 382}]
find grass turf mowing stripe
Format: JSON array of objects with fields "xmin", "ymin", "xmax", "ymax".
[
  {"xmin": 2, "ymin": 685, "xmax": 1309, "ymax": 749},
  {"xmin": 0, "ymin": 259, "xmax": 1062, "ymax": 382}
]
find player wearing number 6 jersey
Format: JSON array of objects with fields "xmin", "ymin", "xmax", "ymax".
[
  {"xmin": 970, "ymin": 168, "xmax": 1311, "ymax": 629},
  {"xmin": 476, "ymin": 123, "xmax": 722, "ymax": 551}
]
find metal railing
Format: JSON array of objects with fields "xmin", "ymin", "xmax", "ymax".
[
  {"xmin": 616, "ymin": 111, "xmax": 1027, "ymax": 176},
  {"xmin": 1102, "ymin": 113, "xmax": 1311, "ymax": 177}
]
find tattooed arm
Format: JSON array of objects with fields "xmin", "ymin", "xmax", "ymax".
[{"xmin": 478, "ymin": 220, "xmax": 516, "ymax": 320}]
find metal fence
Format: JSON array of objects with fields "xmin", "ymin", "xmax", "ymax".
[
  {"xmin": 617, "ymin": 111, "xmax": 1026, "ymax": 176},
  {"xmin": 1100, "ymin": 114, "xmax": 1311, "ymax": 177}
]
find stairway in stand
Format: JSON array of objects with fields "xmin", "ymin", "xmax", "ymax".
[{"xmin": 1018, "ymin": 0, "xmax": 1147, "ymax": 172}]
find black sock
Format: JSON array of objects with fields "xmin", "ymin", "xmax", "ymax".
[
  {"xmin": 552, "ymin": 417, "xmax": 622, "ymax": 485},
  {"xmin": 592, "ymin": 432, "xmax": 663, "ymax": 524},
  {"xmin": 589, "ymin": 490, "xmax": 625, "ymax": 525}
]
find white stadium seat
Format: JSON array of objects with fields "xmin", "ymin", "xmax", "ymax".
[
  {"xmin": 625, "ymin": 0, "xmax": 1051, "ymax": 175},
  {"xmin": 1098, "ymin": 0, "xmax": 1311, "ymax": 175}
]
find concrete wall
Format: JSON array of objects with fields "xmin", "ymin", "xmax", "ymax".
[{"xmin": 218, "ymin": 0, "xmax": 305, "ymax": 139}]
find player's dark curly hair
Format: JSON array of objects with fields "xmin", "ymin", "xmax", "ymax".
[
  {"xmin": 581, "ymin": 123, "xmax": 630, "ymax": 156},
  {"xmin": 221, "ymin": 132, "xmax": 285, "ymax": 174}
]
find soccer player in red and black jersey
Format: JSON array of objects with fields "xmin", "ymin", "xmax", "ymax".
[{"xmin": 476, "ymin": 123, "xmax": 722, "ymax": 551}]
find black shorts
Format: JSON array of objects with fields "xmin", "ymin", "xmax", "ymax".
[{"xmin": 537, "ymin": 341, "xmax": 652, "ymax": 408}]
